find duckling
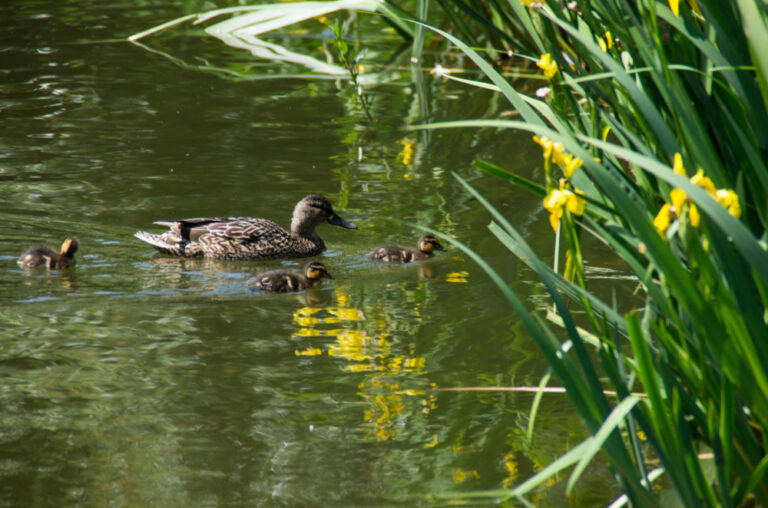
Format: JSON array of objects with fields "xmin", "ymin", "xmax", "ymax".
[
  {"xmin": 18, "ymin": 237, "xmax": 79, "ymax": 269},
  {"xmin": 249, "ymin": 261, "xmax": 334, "ymax": 292},
  {"xmin": 368, "ymin": 234, "xmax": 446, "ymax": 263},
  {"xmin": 134, "ymin": 194, "xmax": 357, "ymax": 260}
]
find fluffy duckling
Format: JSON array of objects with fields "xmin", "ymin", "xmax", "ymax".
[
  {"xmin": 134, "ymin": 194, "xmax": 357, "ymax": 260},
  {"xmin": 368, "ymin": 234, "xmax": 446, "ymax": 263},
  {"xmin": 249, "ymin": 261, "xmax": 334, "ymax": 293},
  {"xmin": 18, "ymin": 237, "xmax": 79, "ymax": 269}
]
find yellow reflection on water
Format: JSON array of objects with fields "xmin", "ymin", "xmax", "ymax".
[
  {"xmin": 502, "ymin": 452, "xmax": 519, "ymax": 488},
  {"xmin": 291, "ymin": 287, "xmax": 436, "ymax": 442},
  {"xmin": 452, "ymin": 469, "xmax": 480, "ymax": 484},
  {"xmin": 446, "ymin": 271, "xmax": 470, "ymax": 283}
]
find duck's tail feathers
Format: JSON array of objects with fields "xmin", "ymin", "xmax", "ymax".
[{"xmin": 134, "ymin": 231, "xmax": 187, "ymax": 256}]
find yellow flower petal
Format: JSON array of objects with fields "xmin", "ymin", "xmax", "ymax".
[
  {"xmin": 670, "ymin": 188, "xmax": 687, "ymax": 210},
  {"xmin": 716, "ymin": 189, "xmax": 741, "ymax": 218},
  {"xmin": 549, "ymin": 207, "xmax": 563, "ymax": 231},
  {"xmin": 537, "ymin": 53, "xmax": 558, "ymax": 79},
  {"xmin": 690, "ymin": 169, "xmax": 716, "ymax": 196},
  {"xmin": 654, "ymin": 203, "xmax": 673, "ymax": 235},
  {"xmin": 689, "ymin": 202, "xmax": 700, "ymax": 227},
  {"xmin": 566, "ymin": 192, "xmax": 586, "ymax": 215},
  {"xmin": 669, "ymin": 0, "xmax": 680, "ymax": 16},
  {"xmin": 543, "ymin": 185, "xmax": 584, "ymax": 232},
  {"xmin": 543, "ymin": 189, "xmax": 564, "ymax": 210},
  {"xmin": 532, "ymin": 135, "xmax": 564, "ymax": 161},
  {"xmin": 673, "ymin": 153, "xmax": 686, "ymax": 176},
  {"xmin": 558, "ymin": 153, "xmax": 583, "ymax": 178}
]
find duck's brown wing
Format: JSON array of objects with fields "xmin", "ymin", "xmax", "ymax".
[
  {"xmin": 196, "ymin": 218, "xmax": 298, "ymax": 260},
  {"xmin": 135, "ymin": 217, "xmax": 237, "ymax": 257},
  {"xmin": 153, "ymin": 217, "xmax": 238, "ymax": 242}
]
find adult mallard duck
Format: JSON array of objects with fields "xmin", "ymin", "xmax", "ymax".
[
  {"xmin": 248, "ymin": 261, "xmax": 334, "ymax": 292},
  {"xmin": 134, "ymin": 194, "xmax": 357, "ymax": 260},
  {"xmin": 368, "ymin": 234, "xmax": 446, "ymax": 263},
  {"xmin": 18, "ymin": 237, "xmax": 79, "ymax": 269}
]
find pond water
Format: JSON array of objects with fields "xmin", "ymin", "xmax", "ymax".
[{"xmin": 1, "ymin": 1, "xmax": 635, "ymax": 505}]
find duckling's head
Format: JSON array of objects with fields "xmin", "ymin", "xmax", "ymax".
[
  {"xmin": 293, "ymin": 194, "xmax": 357, "ymax": 230},
  {"xmin": 418, "ymin": 234, "xmax": 446, "ymax": 254},
  {"xmin": 60, "ymin": 237, "xmax": 79, "ymax": 257},
  {"xmin": 305, "ymin": 261, "xmax": 334, "ymax": 281}
]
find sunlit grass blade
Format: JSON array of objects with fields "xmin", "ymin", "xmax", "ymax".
[
  {"xmin": 488, "ymin": 222, "xmax": 627, "ymax": 333},
  {"xmin": 526, "ymin": 370, "xmax": 552, "ymax": 441},
  {"xmin": 735, "ymin": 0, "xmax": 768, "ymax": 109},
  {"xmin": 438, "ymin": 439, "xmax": 592, "ymax": 502},
  {"xmin": 414, "ymin": 22, "xmax": 549, "ymax": 128},
  {"xmin": 566, "ymin": 395, "xmax": 642, "ymax": 495},
  {"xmin": 473, "ymin": 160, "xmax": 546, "ymax": 197}
]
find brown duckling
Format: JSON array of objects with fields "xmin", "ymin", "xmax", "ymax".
[
  {"xmin": 368, "ymin": 234, "xmax": 446, "ymax": 263},
  {"xmin": 18, "ymin": 237, "xmax": 79, "ymax": 269},
  {"xmin": 249, "ymin": 261, "xmax": 334, "ymax": 293},
  {"xmin": 134, "ymin": 194, "xmax": 357, "ymax": 260}
]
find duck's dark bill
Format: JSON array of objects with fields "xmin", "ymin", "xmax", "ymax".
[{"xmin": 329, "ymin": 214, "xmax": 357, "ymax": 229}]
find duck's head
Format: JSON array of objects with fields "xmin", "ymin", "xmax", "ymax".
[
  {"xmin": 294, "ymin": 194, "xmax": 357, "ymax": 230},
  {"xmin": 418, "ymin": 234, "xmax": 446, "ymax": 254},
  {"xmin": 60, "ymin": 237, "xmax": 79, "ymax": 257},
  {"xmin": 305, "ymin": 261, "xmax": 334, "ymax": 281}
]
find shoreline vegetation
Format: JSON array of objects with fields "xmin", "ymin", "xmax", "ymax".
[{"xmin": 417, "ymin": 0, "xmax": 768, "ymax": 505}]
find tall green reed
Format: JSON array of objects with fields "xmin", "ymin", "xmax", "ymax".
[{"xmin": 410, "ymin": 0, "xmax": 768, "ymax": 505}]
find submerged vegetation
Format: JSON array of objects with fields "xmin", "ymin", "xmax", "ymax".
[{"xmin": 129, "ymin": 0, "xmax": 768, "ymax": 504}]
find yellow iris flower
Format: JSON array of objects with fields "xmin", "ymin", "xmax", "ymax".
[
  {"xmin": 543, "ymin": 180, "xmax": 586, "ymax": 232},
  {"xmin": 554, "ymin": 152, "xmax": 583, "ymax": 178},
  {"xmin": 532, "ymin": 135, "xmax": 582, "ymax": 178},
  {"xmin": 654, "ymin": 157, "xmax": 741, "ymax": 235},
  {"xmin": 537, "ymin": 53, "xmax": 558, "ymax": 79},
  {"xmin": 532, "ymin": 135, "xmax": 564, "ymax": 161},
  {"xmin": 597, "ymin": 32, "xmax": 613, "ymax": 52}
]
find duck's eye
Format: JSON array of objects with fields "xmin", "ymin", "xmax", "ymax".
[{"xmin": 308, "ymin": 202, "xmax": 331, "ymax": 212}]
